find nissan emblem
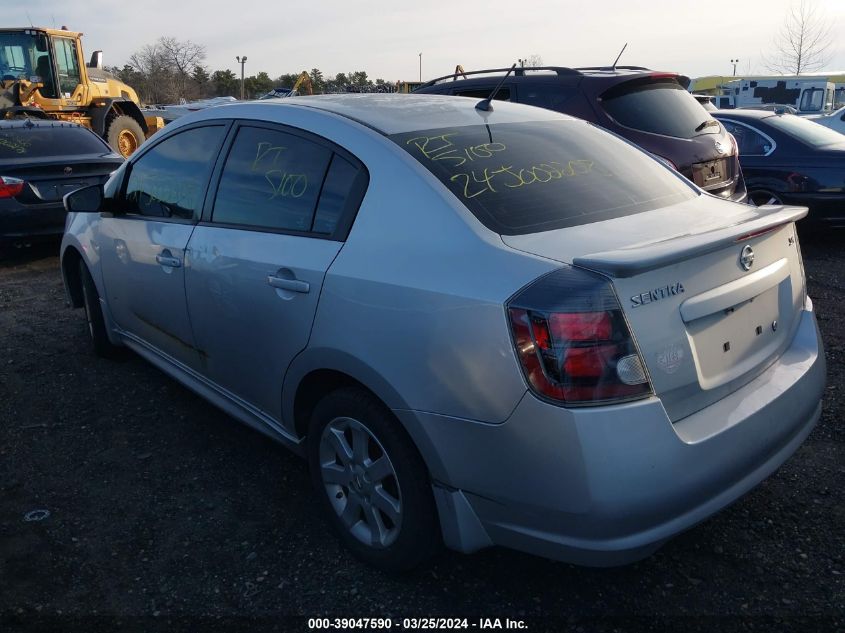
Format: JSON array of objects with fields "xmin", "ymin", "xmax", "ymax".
[{"xmin": 740, "ymin": 245, "xmax": 755, "ymax": 271}]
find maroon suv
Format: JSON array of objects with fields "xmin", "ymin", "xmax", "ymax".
[{"xmin": 414, "ymin": 66, "xmax": 747, "ymax": 203}]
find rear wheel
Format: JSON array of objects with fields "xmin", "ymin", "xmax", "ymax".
[
  {"xmin": 307, "ymin": 387, "xmax": 439, "ymax": 571},
  {"xmin": 79, "ymin": 260, "xmax": 119, "ymax": 357},
  {"xmin": 105, "ymin": 114, "xmax": 144, "ymax": 157}
]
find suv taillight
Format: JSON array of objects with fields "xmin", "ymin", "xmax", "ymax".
[
  {"xmin": 507, "ymin": 266, "xmax": 652, "ymax": 406},
  {"xmin": 0, "ymin": 176, "xmax": 24, "ymax": 199}
]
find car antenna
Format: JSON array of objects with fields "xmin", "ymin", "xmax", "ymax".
[
  {"xmin": 476, "ymin": 64, "xmax": 517, "ymax": 112},
  {"xmin": 611, "ymin": 43, "xmax": 628, "ymax": 70}
]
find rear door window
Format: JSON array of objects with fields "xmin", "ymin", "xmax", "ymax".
[
  {"xmin": 0, "ymin": 124, "xmax": 110, "ymax": 159},
  {"xmin": 211, "ymin": 125, "xmax": 332, "ymax": 233},
  {"xmin": 391, "ymin": 120, "xmax": 696, "ymax": 235},
  {"xmin": 601, "ymin": 79, "xmax": 720, "ymax": 138},
  {"xmin": 720, "ymin": 121, "xmax": 773, "ymax": 155},
  {"xmin": 520, "ymin": 85, "xmax": 577, "ymax": 110}
]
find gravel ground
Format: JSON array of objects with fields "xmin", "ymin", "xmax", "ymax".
[{"xmin": 0, "ymin": 234, "xmax": 842, "ymax": 633}]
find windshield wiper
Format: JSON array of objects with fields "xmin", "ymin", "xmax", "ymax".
[{"xmin": 695, "ymin": 119, "xmax": 719, "ymax": 132}]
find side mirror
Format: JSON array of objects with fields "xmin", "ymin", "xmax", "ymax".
[
  {"xmin": 64, "ymin": 184, "xmax": 104, "ymax": 213},
  {"xmin": 88, "ymin": 51, "xmax": 104, "ymax": 70}
]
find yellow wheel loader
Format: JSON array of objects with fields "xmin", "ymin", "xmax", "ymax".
[{"xmin": 0, "ymin": 27, "xmax": 163, "ymax": 156}]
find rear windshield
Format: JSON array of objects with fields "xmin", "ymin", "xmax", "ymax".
[
  {"xmin": 601, "ymin": 80, "xmax": 720, "ymax": 139},
  {"xmin": 766, "ymin": 114, "xmax": 845, "ymax": 147},
  {"xmin": 390, "ymin": 120, "xmax": 696, "ymax": 235},
  {"xmin": 0, "ymin": 124, "xmax": 110, "ymax": 160}
]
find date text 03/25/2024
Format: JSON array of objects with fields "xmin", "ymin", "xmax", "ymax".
[{"xmin": 307, "ymin": 617, "xmax": 528, "ymax": 630}]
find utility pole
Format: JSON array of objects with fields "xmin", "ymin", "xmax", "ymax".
[
  {"xmin": 418, "ymin": 52, "xmax": 422, "ymax": 82},
  {"xmin": 730, "ymin": 58, "xmax": 739, "ymax": 77},
  {"xmin": 236, "ymin": 55, "xmax": 248, "ymax": 100}
]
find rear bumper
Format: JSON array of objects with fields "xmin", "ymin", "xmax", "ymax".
[
  {"xmin": 0, "ymin": 200, "xmax": 66, "ymax": 242},
  {"xmin": 784, "ymin": 193, "xmax": 845, "ymax": 226},
  {"xmin": 399, "ymin": 299, "xmax": 825, "ymax": 565}
]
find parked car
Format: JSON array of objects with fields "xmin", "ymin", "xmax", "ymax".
[
  {"xmin": 0, "ymin": 118, "xmax": 122, "ymax": 255},
  {"xmin": 414, "ymin": 66, "xmax": 747, "ymax": 203},
  {"xmin": 61, "ymin": 95, "xmax": 824, "ymax": 571},
  {"xmin": 807, "ymin": 105, "xmax": 845, "ymax": 134},
  {"xmin": 714, "ymin": 109, "xmax": 845, "ymax": 224},
  {"xmin": 259, "ymin": 87, "xmax": 294, "ymax": 100},
  {"xmin": 692, "ymin": 93, "xmax": 717, "ymax": 111},
  {"xmin": 739, "ymin": 104, "xmax": 799, "ymax": 115}
]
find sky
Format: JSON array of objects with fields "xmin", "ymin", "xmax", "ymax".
[{"xmin": 10, "ymin": 0, "xmax": 845, "ymax": 84}]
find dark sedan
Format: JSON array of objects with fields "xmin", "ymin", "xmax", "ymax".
[
  {"xmin": 714, "ymin": 110, "xmax": 845, "ymax": 225},
  {"xmin": 1, "ymin": 118, "xmax": 123, "ymax": 255}
]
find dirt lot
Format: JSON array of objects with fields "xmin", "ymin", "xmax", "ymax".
[{"xmin": 0, "ymin": 234, "xmax": 843, "ymax": 632}]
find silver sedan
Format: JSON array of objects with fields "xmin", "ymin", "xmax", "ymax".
[{"xmin": 60, "ymin": 94, "xmax": 825, "ymax": 570}]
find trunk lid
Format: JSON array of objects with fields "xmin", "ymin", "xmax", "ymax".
[
  {"xmin": 0, "ymin": 156, "xmax": 121, "ymax": 204},
  {"xmin": 502, "ymin": 196, "xmax": 808, "ymax": 421}
]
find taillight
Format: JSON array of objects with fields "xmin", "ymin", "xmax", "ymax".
[
  {"xmin": 0, "ymin": 176, "xmax": 25, "ymax": 199},
  {"xmin": 508, "ymin": 266, "xmax": 652, "ymax": 406},
  {"xmin": 727, "ymin": 132, "xmax": 739, "ymax": 156}
]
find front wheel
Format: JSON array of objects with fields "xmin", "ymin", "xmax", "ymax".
[
  {"xmin": 308, "ymin": 387, "xmax": 440, "ymax": 571},
  {"xmin": 105, "ymin": 114, "xmax": 144, "ymax": 157},
  {"xmin": 79, "ymin": 261, "xmax": 119, "ymax": 358}
]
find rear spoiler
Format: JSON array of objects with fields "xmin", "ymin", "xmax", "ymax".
[{"xmin": 573, "ymin": 205, "xmax": 807, "ymax": 278}]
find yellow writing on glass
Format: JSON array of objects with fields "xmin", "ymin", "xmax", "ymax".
[
  {"xmin": 251, "ymin": 142, "xmax": 308, "ymax": 199},
  {"xmin": 0, "ymin": 135, "xmax": 31, "ymax": 154},
  {"xmin": 266, "ymin": 171, "xmax": 308, "ymax": 199},
  {"xmin": 450, "ymin": 160, "xmax": 605, "ymax": 199},
  {"xmin": 252, "ymin": 142, "xmax": 287, "ymax": 171},
  {"xmin": 406, "ymin": 134, "xmax": 506, "ymax": 167}
]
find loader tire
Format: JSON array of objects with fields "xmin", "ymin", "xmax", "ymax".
[{"xmin": 105, "ymin": 114, "xmax": 144, "ymax": 157}]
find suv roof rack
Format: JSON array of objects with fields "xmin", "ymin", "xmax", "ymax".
[
  {"xmin": 575, "ymin": 65, "xmax": 652, "ymax": 72},
  {"xmin": 418, "ymin": 66, "xmax": 583, "ymax": 88}
]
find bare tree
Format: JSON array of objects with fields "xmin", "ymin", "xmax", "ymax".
[
  {"xmin": 127, "ymin": 37, "xmax": 206, "ymax": 103},
  {"xmin": 765, "ymin": 0, "xmax": 834, "ymax": 74}
]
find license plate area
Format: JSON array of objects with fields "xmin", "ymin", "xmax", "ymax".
[
  {"xmin": 685, "ymin": 282, "xmax": 791, "ymax": 390},
  {"xmin": 692, "ymin": 158, "xmax": 729, "ymax": 188}
]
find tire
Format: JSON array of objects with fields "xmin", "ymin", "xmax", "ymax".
[
  {"xmin": 78, "ymin": 260, "xmax": 119, "ymax": 358},
  {"xmin": 749, "ymin": 190, "xmax": 783, "ymax": 207},
  {"xmin": 308, "ymin": 387, "xmax": 440, "ymax": 572},
  {"xmin": 105, "ymin": 114, "xmax": 144, "ymax": 158}
]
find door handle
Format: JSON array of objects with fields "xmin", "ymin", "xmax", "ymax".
[
  {"xmin": 267, "ymin": 275, "xmax": 310, "ymax": 293},
  {"xmin": 156, "ymin": 253, "xmax": 182, "ymax": 268}
]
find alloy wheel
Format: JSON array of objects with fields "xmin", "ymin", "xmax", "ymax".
[{"xmin": 318, "ymin": 416, "xmax": 403, "ymax": 548}]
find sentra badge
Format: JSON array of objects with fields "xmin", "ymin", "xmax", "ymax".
[{"xmin": 631, "ymin": 282, "xmax": 685, "ymax": 308}]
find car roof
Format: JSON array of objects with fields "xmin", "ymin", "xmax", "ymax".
[
  {"xmin": 203, "ymin": 94, "xmax": 572, "ymax": 135},
  {"xmin": 417, "ymin": 66, "xmax": 690, "ymax": 89}
]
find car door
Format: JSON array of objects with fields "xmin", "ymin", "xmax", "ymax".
[
  {"xmin": 98, "ymin": 123, "xmax": 229, "ymax": 368},
  {"xmin": 184, "ymin": 122, "xmax": 367, "ymax": 420}
]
